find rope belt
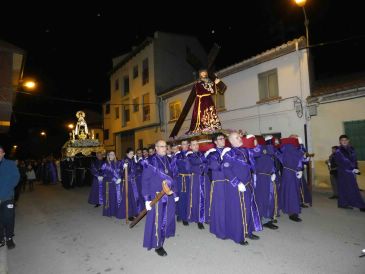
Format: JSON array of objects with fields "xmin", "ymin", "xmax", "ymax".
[
  {"xmin": 283, "ymin": 166, "xmax": 297, "ymax": 173},
  {"xmin": 179, "ymin": 173, "xmax": 192, "ymax": 192}
]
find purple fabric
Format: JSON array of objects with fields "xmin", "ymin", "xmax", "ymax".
[
  {"xmin": 334, "ymin": 146, "xmax": 365, "ymax": 208},
  {"xmin": 222, "ymin": 147, "xmax": 263, "ymax": 241},
  {"xmin": 253, "ymin": 145, "xmax": 277, "ymax": 219},
  {"xmin": 141, "ymin": 154, "xmax": 177, "ymax": 249},
  {"xmin": 187, "ymin": 151, "xmax": 207, "ymax": 223},
  {"xmin": 175, "ymin": 151, "xmax": 192, "ymax": 221},
  {"xmin": 48, "ymin": 162, "xmax": 58, "ymax": 184},
  {"xmin": 277, "ymin": 145, "xmax": 304, "ymax": 215}
]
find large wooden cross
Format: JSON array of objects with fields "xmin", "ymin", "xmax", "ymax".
[{"xmin": 169, "ymin": 44, "xmax": 222, "ymax": 138}]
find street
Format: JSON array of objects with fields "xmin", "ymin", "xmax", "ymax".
[{"xmin": 2, "ymin": 184, "xmax": 365, "ymax": 274}]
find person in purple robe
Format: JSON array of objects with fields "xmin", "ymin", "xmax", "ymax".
[
  {"xmin": 252, "ymin": 135, "xmax": 279, "ymax": 230},
  {"xmin": 119, "ymin": 148, "xmax": 139, "ymax": 220},
  {"xmin": 48, "ymin": 157, "xmax": 58, "ymax": 184},
  {"xmin": 175, "ymin": 139, "xmax": 192, "ymax": 226},
  {"xmin": 88, "ymin": 152, "xmax": 105, "ymax": 207},
  {"xmin": 277, "ymin": 137, "xmax": 306, "ymax": 222},
  {"xmin": 187, "ymin": 139, "xmax": 209, "ymax": 229},
  {"xmin": 101, "ymin": 151, "xmax": 122, "ymax": 218},
  {"xmin": 134, "ymin": 149, "xmax": 145, "ymax": 211},
  {"xmin": 206, "ymin": 133, "xmax": 226, "ymax": 233},
  {"xmin": 222, "ymin": 132, "xmax": 262, "ymax": 245},
  {"xmin": 142, "ymin": 140, "xmax": 179, "ymax": 256},
  {"xmin": 334, "ymin": 135, "xmax": 365, "ymax": 211}
]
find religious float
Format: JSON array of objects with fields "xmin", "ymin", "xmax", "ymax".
[{"xmin": 60, "ymin": 111, "xmax": 105, "ymax": 188}]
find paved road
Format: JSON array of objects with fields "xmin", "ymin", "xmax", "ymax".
[{"xmin": 3, "ymin": 184, "xmax": 365, "ymax": 274}]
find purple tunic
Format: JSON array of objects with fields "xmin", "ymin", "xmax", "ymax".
[
  {"xmin": 187, "ymin": 151, "xmax": 209, "ymax": 224},
  {"xmin": 334, "ymin": 146, "xmax": 365, "ymax": 208},
  {"xmin": 116, "ymin": 157, "xmax": 139, "ymax": 219},
  {"xmin": 222, "ymin": 147, "xmax": 262, "ymax": 243},
  {"xmin": 48, "ymin": 161, "xmax": 58, "ymax": 184},
  {"xmin": 299, "ymin": 145, "xmax": 312, "ymax": 206},
  {"xmin": 277, "ymin": 144, "xmax": 305, "ymax": 215},
  {"xmin": 206, "ymin": 148, "xmax": 226, "ymax": 238},
  {"xmin": 88, "ymin": 159, "xmax": 104, "ymax": 205},
  {"xmin": 175, "ymin": 150, "xmax": 192, "ymax": 221},
  {"xmin": 253, "ymin": 145, "xmax": 278, "ymax": 219},
  {"xmin": 101, "ymin": 161, "xmax": 123, "ymax": 218},
  {"xmin": 142, "ymin": 154, "xmax": 177, "ymax": 250},
  {"xmin": 134, "ymin": 156, "xmax": 145, "ymax": 211}
]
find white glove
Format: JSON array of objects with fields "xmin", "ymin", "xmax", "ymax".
[
  {"xmin": 115, "ymin": 178, "xmax": 122, "ymax": 184},
  {"xmin": 123, "ymin": 163, "xmax": 128, "ymax": 169},
  {"xmin": 296, "ymin": 171, "xmax": 303, "ymax": 179},
  {"xmin": 271, "ymin": 174, "xmax": 276, "ymax": 182},
  {"xmin": 97, "ymin": 176, "xmax": 103, "ymax": 181},
  {"xmin": 253, "ymin": 174, "xmax": 257, "ymax": 182},
  {"xmin": 174, "ymin": 197, "xmax": 179, "ymax": 202},
  {"xmin": 145, "ymin": 201, "xmax": 152, "ymax": 211},
  {"xmin": 238, "ymin": 182, "xmax": 246, "ymax": 192},
  {"xmin": 353, "ymin": 169, "xmax": 360, "ymax": 175}
]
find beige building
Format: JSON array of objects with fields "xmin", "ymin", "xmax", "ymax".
[
  {"xmin": 103, "ymin": 32, "xmax": 207, "ymax": 158},
  {"xmin": 308, "ymin": 75, "xmax": 365, "ymax": 189}
]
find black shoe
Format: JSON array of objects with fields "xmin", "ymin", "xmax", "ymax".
[
  {"xmin": 155, "ymin": 247, "xmax": 167, "ymax": 256},
  {"xmin": 94, "ymin": 204, "xmax": 100, "ymax": 208},
  {"xmin": 338, "ymin": 206, "xmax": 353, "ymax": 210},
  {"xmin": 176, "ymin": 217, "xmax": 182, "ymax": 222},
  {"xmin": 248, "ymin": 233, "xmax": 260, "ymax": 240},
  {"xmin": 360, "ymin": 208, "xmax": 365, "ymax": 212},
  {"xmin": 300, "ymin": 203, "xmax": 309, "ymax": 208},
  {"xmin": 198, "ymin": 223, "xmax": 205, "ymax": 229},
  {"xmin": 6, "ymin": 238, "xmax": 15, "ymax": 249},
  {"xmin": 263, "ymin": 221, "xmax": 279, "ymax": 230},
  {"xmin": 289, "ymin": 214, "xmax": 302, "ymax": 222},
  {"xmin": 239, "ymin": 240, "xmax": 249, "ymax": 246},
  {"xmin": 272, "ymin": 219, "xmax": 278, "ymax": 223},
  {"xmin": 182, "ymin": 221, "xmax": 189, "ymax": 226},
  {"xmin": 0, "ymin": 239, "xmax": 5, "ymax": 248},
  {"xmin": 128, "ymin": 216, "xmax": 135, "ymax": 221},
  {"xmin": 328, "ymin": 195, "xmax": 338, "ymax": 199}
]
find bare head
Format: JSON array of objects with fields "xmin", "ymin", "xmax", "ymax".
[
  {"xmin": 229, "ymin": 132, "xmax": 243, "ymax": 148},
  {"xmin": 199, "ymin": 69, "xmax": 208, "ymax": 80},
  {"xmin": 126, "ymin": 148, "xmax": 134, "ymax": 159},
  {"xmin": 212, "ymin": 133, "xmax": 225, "ymax": 148},
  {"xmin": 107, "ymin": 151, "xmax": 116, "ymax": 162},
  {"xmin": 339, "ymin": 135, "xmax": 349, "ymax": 147},
  {"xmin": 96, "ymin": 152, "xmax": 104, "ymax": 160},
  {"xmin": 0, "ymin": 145, "xmax": 5, "ymax": 161},
  {"xmin": 155, "ymin": 140, "xmax": 167, "ymax": 156},
  {"xmin": 181, "ymin": 140, "xmax": 189, "ymax": 151},
  {"xmin": 190, "ymin": 140, "xmax": 199, "ymax": 152}
]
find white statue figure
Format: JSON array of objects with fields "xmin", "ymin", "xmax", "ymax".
[{"xmin": 74, "ymin": 111, "xmax": 89, "ymax": 139}]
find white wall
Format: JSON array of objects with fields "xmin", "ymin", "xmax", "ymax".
[{"xmin": 163, "ymin": 48, "xmax": 311, "ymax": 145}]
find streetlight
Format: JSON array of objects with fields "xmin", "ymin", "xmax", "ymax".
[
  {"xmin": 40, "ymin": 131, "xmax": 46, "ymax": 136},
  {"xmin": 23, "ymin": 80, "xmax": 37, "ymax": 90},
  {"xmin": 13, "ymin": 145, "xmax": 18, "ymax": 149},
  {"xmin": 67, "ymin": 123, "xmax": 74, "ymax": 129},
  {"xmin": 294, "ymin": 0, "xmax": 309, "ymax": 48}
]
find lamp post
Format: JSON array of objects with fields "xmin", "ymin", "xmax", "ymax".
[{"xmin": 294, "ymin": 0, "xmax": 309, "ymax": 48}]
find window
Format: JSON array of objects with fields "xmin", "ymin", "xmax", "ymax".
[
  {"xmin": 142, "ymin": 93, "xmax": 150, "ymax": 121},
  {"xmin": 169, "ymin": 101, "xmax": 182, "ymax": 121},
  {"xmin": 258, "ymin": 69, "xmax": 279, "ymax": 101},
  {"xmin": 133, "ymin": 65, "xmax": 138, "ymax": 79},
  {"xmin": 115, "ymin": 107, "xmax": 119, "ymax": 119},
  {"xmin": 142, "ymin": 58, "xmax": 149, "ymax": 85},
  {"xmin": 214, "ymin": 92, "xmax": 225, "ymax": 111},
  {"xmin": 133, "ymin": 98, "xmax": 139, "ymax": 112},
  {"xmin": 123, "ymin": 76, "xmax": 129, "ymax": 96},
  {"xmin": 115, "ymin": 78, "xmax": 119, "ymax": 91},
  {"xmin": 122, "ymin": 99, "xmax": 130, "ymax": 127},
  {"xmin": 105, "ymin": 104, "xmax": 110, "ymax": 114},
  {"xmin": 104, "ymin": 129, "xmax": 109, "ymax": 140},
  {"xmin": 344, "ymin": 120, "xmax": 365, "ymax": 160}
]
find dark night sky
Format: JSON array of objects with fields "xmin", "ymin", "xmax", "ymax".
[{"xmin": 1, "ymin": 0, "xmax": 364, "ymax": 158}]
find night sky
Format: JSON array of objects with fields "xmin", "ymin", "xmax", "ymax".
[{"xmin": 1, "ymin": 0, "xmax": 364, "ymax": 158}]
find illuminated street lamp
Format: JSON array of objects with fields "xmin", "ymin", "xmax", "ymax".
[
  {"xmin": 294, "ymin": 0, "xmax": 309, "ymax": 47},
  {"xmin": 13, "ymin": 145, "xmax": 18, "ymax": 149},
  {"xmin": 40, "ymin": 131, "xmax": 46, "ymax": 136},
  {"xmin": 68, "ymin": 123, "xmax": 74, "ymax": 129},
  {"xmin": 23, "ymin": 80, "xmax": 37, "ymax": 90}
]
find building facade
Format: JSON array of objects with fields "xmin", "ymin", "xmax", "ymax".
[{"xmin": 103, "ymin": 32, "xmax": 207, "ymax": 158}]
